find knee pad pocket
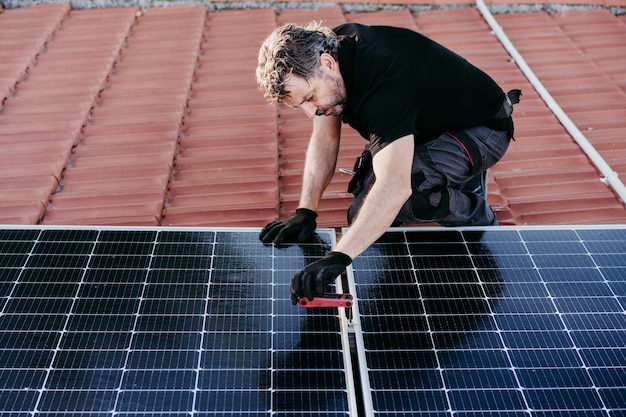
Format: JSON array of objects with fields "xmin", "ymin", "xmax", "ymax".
[{"xmin": 410, "ymin": 186, "xmax": 451, "ymax": 221}]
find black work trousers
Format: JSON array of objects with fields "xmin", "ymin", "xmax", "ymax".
[{"xmin": 347, "ymin": 124, "xmax": 511, "ymax": 227}]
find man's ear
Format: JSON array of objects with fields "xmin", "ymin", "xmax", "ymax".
[{"xmin": 319, "ymin": 53, "xmax": 337, "ymax": 70}]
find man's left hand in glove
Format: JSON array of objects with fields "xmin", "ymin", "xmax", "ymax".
[{"xmin": 290, "ymin": 251, "xmax": 352, "ymax": 305}]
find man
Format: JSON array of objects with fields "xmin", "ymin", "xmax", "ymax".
[{"xmin": 255, "ymin": 22, "xmax": 519, "ymax": 304}]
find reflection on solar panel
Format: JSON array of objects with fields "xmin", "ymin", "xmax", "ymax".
[
  {"xmin": 0, "ymin": 227, "xmax": 356, "ymax": 416},
  {"xmin": 347, "ymin": 227, "xmax": 626, "ymax": 417}
]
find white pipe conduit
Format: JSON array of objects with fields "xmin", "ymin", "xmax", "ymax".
[{"xmin": 476, "ymin": 0, "xmax": 626, "ymax": 204}]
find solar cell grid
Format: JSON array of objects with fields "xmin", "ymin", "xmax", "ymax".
[
  {"xmin": 0, "ymin": 227, "xmax": 356, "ymax": 416},
  {"xmin": 2, "ymin": 225, "xmax": 625, "ymax": 416},
  {"xmin": 347, "ymin": 227, "xmax": 626, "ymax": 417}
]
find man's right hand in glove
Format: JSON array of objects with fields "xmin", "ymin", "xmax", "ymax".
[
  {"xmin": 290, "ymin": 251, "xmax": 352, "ymax": 305},
  {"xmin": 259, "ymin": 208, "xmax": 318, "ymax": 245}
]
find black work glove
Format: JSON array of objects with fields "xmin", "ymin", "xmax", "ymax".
[
  {"xmin": 259, "ymin": 208, "xmax": 318, "ymax": 245},
  {"xmin": 290, "ymin": 251, "xmax": 352, "ymax": 305}
]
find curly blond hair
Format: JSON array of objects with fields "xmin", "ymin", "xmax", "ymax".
[{"xmin": 256, "ymin": 21, "xmax": 339, "ymax": 103}]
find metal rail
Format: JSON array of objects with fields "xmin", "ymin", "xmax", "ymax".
[{"xmin": 476, "ymin": 0, "xmax": 626, "ymax": 204}]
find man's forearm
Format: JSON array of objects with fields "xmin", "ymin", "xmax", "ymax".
[
  {"xmin": 298, "ymin": 116, "xmax": 342, "ymax": 211},
  {"xmin": 299, "ymin": 152, "xmax": 336, "ymax": 211},
  {"xmin": 334, "ymin": 180, "xmax": 410, "ymax": 259},
  {"xmin": 335, "ymin": 134, "xmax": 415, "ymax": 260}
]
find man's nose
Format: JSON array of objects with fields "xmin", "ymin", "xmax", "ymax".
[{"xmin": 300, "ymin": 102, "xmax": 317, "ymax": 118}]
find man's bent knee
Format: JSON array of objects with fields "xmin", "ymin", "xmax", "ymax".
[{"xmin": 409, "ymin": 187, "xmax": 451, "ymax": 221}]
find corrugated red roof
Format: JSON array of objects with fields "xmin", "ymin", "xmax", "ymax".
[{"xmin": 1, "ymin": 2, "xmax": 626, "ymax": 227}]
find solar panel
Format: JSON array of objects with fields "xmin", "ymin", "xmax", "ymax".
[
  {"xmin": 0, "ymin": 226, "xmax": 357, "ymax": 416},
  {"xmin": 4, "ymin": 225, "xmax": 625, "ymax": 416},
  {"xmin": 346, "ymin": 226, "xmax": 626, "ymax": 417}
]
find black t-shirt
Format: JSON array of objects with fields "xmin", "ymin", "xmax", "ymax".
[{"xmin": 335, "ymin": 23, "xmax": 505, "ymax": 155}]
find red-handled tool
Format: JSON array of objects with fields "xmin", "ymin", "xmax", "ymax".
[{"xmin": 298, "ymin": 293, "xmax": 353, "ymax": 308}]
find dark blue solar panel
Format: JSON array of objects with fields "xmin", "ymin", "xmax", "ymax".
[
  {"xmin": 348, "ymin": 227, "xmax": 626, "ymax": 417},
  {"xmin": 4, "ymin": 225, "xmax": 626, "ymax": 416},
  {"xmin": 0, "ymin": 227, "xmax": 355, "ymax": 416}
]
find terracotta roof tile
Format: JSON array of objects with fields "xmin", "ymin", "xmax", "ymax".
[
  {"xmin": 164, "ymin": 8, "xmax": 280, "ymax": 227},
  {"xmin": 496, "ymin": 10, "xmax": 626, "ymax": 224},
  {"xmin": 1, "ymin": 2, "xmax": 625, "ymax": 227},
  {"xmin": 0, "ymin": 5, "xmax": 136, "ymax": 224},
  {"xmin": 43, "ymin": 6, "xmax": 205, "ymax": 226},
  {"xmin": 0, "ymin": 4, "xmax": 69, "ymax": 100}
]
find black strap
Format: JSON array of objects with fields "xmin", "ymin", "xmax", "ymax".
[
  {"xmin": 483, "ymin": 89, "xmax": 521, "ymax": 139},
  {"xmin": 347, "ymin": 145, "xmax": 373, "ymax": 195},
  {"xmin": 507, "ymin": 89, "xmax": 522, "ymax": 105},
  {"xmin": 483, "ymin": 117, "xmax": 514, "ymax": 138}
]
